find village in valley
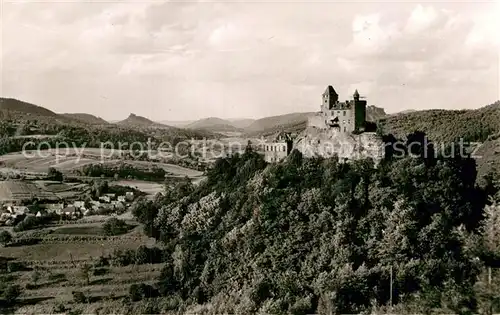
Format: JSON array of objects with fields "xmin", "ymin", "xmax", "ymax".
[{"xmin": 0, "ymin": 179, "xmax": 137, "ymax": 226}]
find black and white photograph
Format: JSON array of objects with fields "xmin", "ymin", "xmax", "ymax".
[{"xmin": 0, "ymin": 0, "xmax": 499, "ymax": 314}]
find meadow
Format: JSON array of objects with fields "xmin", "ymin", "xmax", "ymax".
[
  {"xmin": 1, "ymin": 218, "xmax": 163, "ymax": 314},
  {"xmin": 0, "ymin": 149, "xmax": 204, "ymax": 177}
]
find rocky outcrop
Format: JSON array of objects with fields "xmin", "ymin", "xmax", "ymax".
[{"xmin": 294, "ymin": 127, "xmax": 385, "ymax": 163}]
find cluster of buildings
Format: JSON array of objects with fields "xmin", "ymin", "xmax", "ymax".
[{"xmin": 0, "ymin": 189, "xmax": 135, "ymax": 226}]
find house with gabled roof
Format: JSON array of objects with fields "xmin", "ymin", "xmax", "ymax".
[{"xmin": 262, "ymin": 131, "xmax": 295, "ymax": 163}]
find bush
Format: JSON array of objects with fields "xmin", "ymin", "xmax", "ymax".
[
  {"xmin": 129, "ymin": 284, "xmax": 143, "ymax": 302},
  {"xmin": 48, "ymin": 167, "xmax": 64, "ymax": 181},
  {"xmin": 2, "ymin": 284, "xmax": 21, "ymax": 305},
  {"xmin": 93, "ymin": 268, "xmax": 108, "ymax": 276},
  {"xmin": 103, "ymin": 218, "xmax": 130, "ymax": 236},
  {"xmin": 110, "ymin": 249, "xmax": 135, "ymax": 267},
  {"xmin": 13, "ymin": 214, "xmax": 58, "ymax": 232},
  {"xmin": 53, "ymin": 303, "xmax": 67, "ymax": 313},
  {"xmin": 129, "ymin": 283, "xmax": 159, "ymax": 302},
  {"xmin": 0, "ymin": 231, "xmax": 12, "ymax": 246},
  {"xmin": 7, "ymin": 261, "xmax": 29, "ymax": 273},
  {"xmin": 72, "ymin": 291, "xmax": 87, "ymax": 303},
  {"xmin": 94, "ymin": 256, "xmax": 110, "ymax": 268}
]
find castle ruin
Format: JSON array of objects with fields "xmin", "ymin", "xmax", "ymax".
[
  {"xmin": 308, "ymin": 86, "xmax": 367, "ymax": 133},
  {"xmin": 263, "ymin": 85, "xmax": 384, "ymax": 163}
]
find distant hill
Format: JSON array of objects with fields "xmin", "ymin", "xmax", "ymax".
[
  {"xmin": 62, "ymin": 113, "xmax": 109, "ymax": 125},
  {"xmin": 116, "ymin": 113, "xmax": 170, "ymax": 128},
  {"xmin": 0, "ymin": 98, "xmax": 58, "ymax": 117},
  {"xmin": 228, "ymin": 118, "xmax": 256, "ymax": 129},
  {"xmin": 382, "ymin": 101, "xmax": 500, "ymax": 143},
  {"xmin": 393, "ymin": 109, "xmax": 417, "ymax": 115},
  {"xmin": 245, "ymin": 112, "xmax": 315, "ymax": 135},
  {"xmin": 159, "ymin": 120, "xmax": 195, "ymax": 128},
  {"xmin": 186, "ymin": 117, "xmax": 242, "ymax": 133}
]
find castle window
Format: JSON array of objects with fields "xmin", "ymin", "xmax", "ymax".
[
  {"xmin": 343, "ymin": 111, "xmax": 346, "ymax": 116},
  {"xmin": 344, "ymin": 126, "xmax": 347, "ymax": 132}
]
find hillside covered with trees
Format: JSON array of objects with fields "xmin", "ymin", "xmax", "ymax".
[
  {"xmin": 382, "ymin": 101, "xmax": 500, "ymax": 144},
  {"xmin": 129, "ymin": 138, "xmax": 500, "ymax": 314}
]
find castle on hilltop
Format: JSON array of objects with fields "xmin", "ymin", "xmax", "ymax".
[
  {"xmin": 308, "ymin": 85, "xmax": 367, "ymax": 133},
  {"xmin": 263, "ymin": 85, "xmax": 381, "ymax": 163}
]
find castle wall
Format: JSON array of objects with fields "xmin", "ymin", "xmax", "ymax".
[
  {"xmin": 307, "ymin": 107, "xmax": 356, "ymax": 133},
  {"xmin": 308, "ymin": 113, "xmax": 328, "ymax": 129},
  {"xmin": 264, "ymin": 142, "xmax": 290, "ymax": 163}
]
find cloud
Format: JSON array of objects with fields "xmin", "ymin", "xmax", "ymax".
[
  {"xmin": 405, "ymin": 4, "xmax": 441, "ymax": 33},
  {"xmin": 1, "ymin": 1, "xmax": 498, "ymax": 119}
]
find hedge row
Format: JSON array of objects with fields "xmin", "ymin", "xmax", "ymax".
[
  {"xmin": 20, "ymin": 258, "xmax": 91, "ymax": 267},
  {"xmin": 12, "ymin": 235, "xmax": 145, "ymax": 245}
]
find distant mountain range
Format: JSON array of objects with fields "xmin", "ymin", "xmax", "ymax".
[
  {"xmin": 1, "ymin": 96, "xmax": 498, "ymax": 144},
  {"xmin": 158, "ymin": 120, "xmax": 195, "ymax": 127},
  {"xmin": 184, "ymin": 117, "xmax": 244, "ymax": 132}
]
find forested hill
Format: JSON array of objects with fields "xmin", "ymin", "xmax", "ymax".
[
  {"xmin": 0, "ymin": 98, "xmax": 58, "ymax": 117},
  {"xmin": 132, "ymin": 143, "xmax": 500, "ymax": 314},
  {"xmin": 61, "ymin": 113, "xmax": 109, "ymax": 125},
  {"xmin": 382, "ymin": 101, "xmax": 500, "ymax": 143}
]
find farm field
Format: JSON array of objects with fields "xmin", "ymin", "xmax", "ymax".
[
  {"xmin": 0, "ymin": 149, "xmax": 204, "ymax": 178},
  {"xmin": 1, "ymin": 218, "xmax": 163, "ymax": 313},
  {"xmin": 0, "ymin": 180, "xmax": 87, "ymax": 203},
  {"xmin": 114, "ymin": 180, "xmax": 165, "ymax": 197},
  {"xmin": 1, "ymin": 223, "xmax": 150, "ymax": 260},
  {"xmin": 12, "ymin": 263, "xmax": 164, "ymax": 314}
]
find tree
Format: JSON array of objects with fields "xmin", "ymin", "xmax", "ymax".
[
  {"xmin": 129, "ymin": 283, "xmax": 158, "ymax": 302},
  {"xmin": 48, "ymin": 167, "xmax": 63, "ymax": 181},
  {"xmin": 91, "ymin": 180, "xmax": 109, "ymax": 198},
  {"xmin": 482, "ymin": 200, "xmax": 500, "ymax": 256},
  {"xmin": 31, "ymin": 269, "xmax": 41, "ymax": 286},
  {"xmin": 72, "ymin": 291, "xmax": 87, "ymax": 303},
  {"xmin": 129, "ymin": 284, "xmax": 144, "ymax": 302},
  {"xmin": 103, "ymin": 218, "xmax": 129, "ymax": 236},
  {"xmin": 79, "ymin": 264, "xmax": 91, "ymax": 286},
  {"xmin": 2, "ymin": 285, "xmax": 21, "ymax": 305},
  {"xmin": 0, "ymin": 231, "xmax": 12, "ymax": 246}
]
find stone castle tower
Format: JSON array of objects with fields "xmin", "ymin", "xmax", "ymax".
[
  {"xmin": 262, "ymin": 85, "xmax": 379, "ymax": 164},
  {"xmin": 310, "ymin": 85, "xmax": 367, "ymax": 133}
]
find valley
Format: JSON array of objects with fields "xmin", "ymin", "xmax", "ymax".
[{"xmin": 0, "ymin": 95, "xmax": 499, "ymax": 314}]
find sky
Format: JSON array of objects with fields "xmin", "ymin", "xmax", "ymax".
[{"xmin": 0, "ymin": 0, "xmax": 499, "ymax": 121}]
